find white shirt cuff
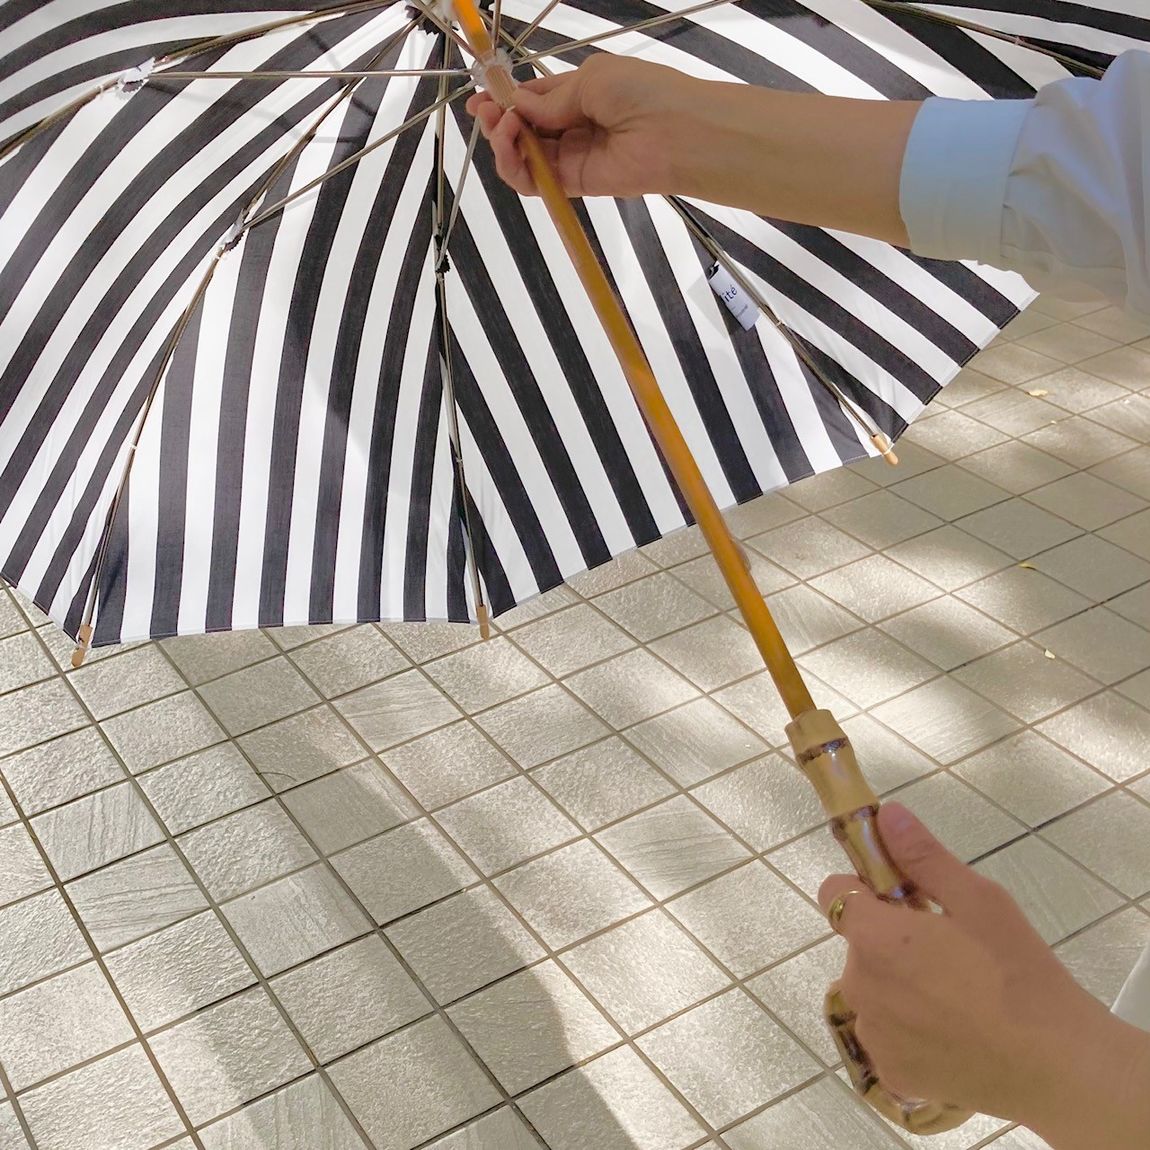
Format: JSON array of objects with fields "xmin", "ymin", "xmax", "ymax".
[{"xmin": 899, "ymin": 96, "xmax": 1033, "ymax": 265}]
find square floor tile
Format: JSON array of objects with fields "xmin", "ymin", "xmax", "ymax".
[
  {"xmin": 636, "ymin": 990, "xmax": 820, "ymax": 1127},
  {"xmin": 533, "ymin": 738, "xmax": 675, "ymax": 831},
  {"xmin": 594, "ymin": 572, "xmax": 717, "ymax": 643},
  {"xmin": 760, "ymin": 584, "xmax": 863, "ymax": 655},
  {"xmin": 512, "ymin": 604, "xmax": 635, "ymax": 677},
  {"xmin": 1093, "ymin": 445, "xmax": 1150, "ymax": 499},
  {"xmin": 885, "ymin": 526, "xmax": 1013, "ymax": 591},
  {"xmin": 161, "ymin": 629, "xmax": 278, "ymax": 687},
  {"xmin": 386, "ymin": 886, "xmax": 542, "ymax": 1005},
  {"xmin": 1027, "ymin": 366, "xmax": 1128, "ymax": 414},
  {"xmin": 69, "ymin": 645, "xmax": 186, "ymax": 721},
  {"xmin": 199, "ymin": 1075, "xmax": 364, "ymax": 1150},
  {"xmin": 747, "ymin": 517, "xmax": 871, "ymax": 579},
  {"xmin": 810, "ymin": 555, "xmax": 939, "ymax": 623},
  {"xmin": 32, "ymin": 782, "xmax": 163, "ymax": 882},
  {"xmin": 382, "ymin": 721, "xmax": 515, "ymax": 810},
  {"xmin": 328, "ymin": 1015, "xmax": 499, "ymax": 1150},
  {"xmin": 870, "ymin": 679, "xmax": 1021, "ymax": 764},
  {"xmin": 963, "ymin": 390, "xmax": 1062, "ymax": 436},
  {"xmin": 138, "ymin": 744, "xmax": 269, "ymax": 835},
  {"xmin": 715, "ymin": 670, "xmax": 858, "ymax": 748},
  {"xmin": 424, "ymin": 638, "xmax": 550, "ymax": 715},
  {"xmin": 822, "ymin": 491, "xmax": 943, "ymax": 550},
  {"xmin": 1077, "ymin": 343, "xmax": 1150, "ymax": 387},
  {"xmin": 434, "ymin": 777, "xmax": 579, "ymax": 875},
  {"xmin": 68, "ymin": 844, "xmax": 208, "ymax": 952},
  {"xmin": 1036, "ymin": 607, "xmax": 1150, "ymax": 684},
  {"xmin": 281, "ymin": 759, "xmax": 416, "ymax": 856},
  {"xmin": 956, "ymin": 499, "xmax": 1081, "ymax": 560},
  {"xmin": 596, "ymin": 796, "xmax": 751, "ymax": 900},
  {"xmin": 378, "ymin": 621, "xmax": 483, "ymax": 665},
  {"xmin": 973, "ymin": 836, "xmax": 1122, "ymax": 944},
  {"xmin": 267, "ymin": 623, "xmax": 351, "ymax": 651},
  {"xmin": 694, "ymin": 756, "xmax": 826, "ymax": 852},
  {"xmin": 955, "ymin": 566, "xmax": 1091, "ymax": 635},
  {"xmin": 290, "ymin": 626, "xmax": 409, "ymax": 700},
  {"xmin": 519, "ymin": 1046, "xmax": 704, "ymax": 1150},
  {"xmin": 0, "ymin": 890, "xmax": 90, "ymax": 996},
  {"xmin": 0, "ymin": 963, "xmax": 133, "ymax": 1090},
  {"xmin": 1026, "ymin": 473, "xmax": 1147, "ymax": 530},
  {"xmin": 1099, "ymin": 507, "xmax": 1150, "ymax": 563},
  {"xmin": 786, "ymin": 468, "xmax": 878, "ymax": 512},
  {"xmin": 567, "ymin": 551, "xmax": 659, "ymax": 599},
  {"xmin": 669, "ymin": 860, "xmax": 828, "ymax": 978},
  {"xmin": 222, "ymin": 864, "xmax": 369, "ymax": 976},
  {"xmin": 238, "ymin": 706, "xmax": 365, "ymax": 792},
  {"xmin": 0, "ymin": 727, "xmax": 124, "ymax": 816},
  {"xmin": 494, "ymin": 586, "xmax": 581, "ymax": 631},
  {"xmin": 640, "ymin": 523, "xmax": 711, "ymax": 567},
  {"xmin": 958, "ymin": 441, "xmax": 1074, "ymax": 495},
  {"xmin": 271, "ymin": 935, "xmax": 428, "ymax": 1064},
  {"xmin": 1023, "ymin": 416, "xmax": 1137, "ymax": 469},
  {"xmin": 336, "ymin": 670, "xmax": 461, "ymax": 752},
  {"xmin": 746, "ymin": 935, "xmax": 848, "ymax": 1065},
  {"xmin": 423, "ymin": 1108, "xmax": 538, "ymax": 1150},
  {"xmin": 895, "ymin": 773, "xmax": 1023, "ymax": 862},
  {"xmin": 799, "ymin": 629, "xmax": 937, "ymax": 707},
  {"xmin": 103, "ymin": 692, "xmax": 225, "ymax": 774},
  {"xmin": 448, "ymin": 962, "xmax": 616, "ymax": 1094},
  {"xmin": 952, "ymin": 641, "xmax": 1099, "ymax": 722},
  {"xmin": 838, "ymin": 712, "xmax": 937, "ymax": 794},
  {"xmin": 473, "ymin": 685, "xmax": 609, "ymax": 768},
  {"xmin": 625, "ymin": 698, "xmax": 766, "ymax": 787},
  {"xmin": 104, "ymin": 910, "xmax": 255, "ymax": 1032},
  {"xmin": 495, "ymin": 840, "xmax": 651, "ymax": 950},
  {"xmin": 671, "ymin": 550, "xmax": 794, "ymax": 610},
  {"xmin": 649, "ymin": 614, "xmax": 763, "ymax": 692},
  {"xmin": 179, "ymin": 801, "xmax": 316, "ymax": 901},
  {"xmin": 1121, "ymin": 667, "xmax": 1150, "ymax": 711},
  {"xmin": 566, "ymin": 650, "xmax": 698, "ymax": 730},
  {"xmin": 1054, "ymin": 908, "xmax": 1150, "ymax": 1008},
  {"xmin": 1075, "ymin": 305, "xmax": 1150, "ymax": 344},
  {"xmin": 0, "ymin": 632, "xmax": 53, "ymax": 697},
  {"xmin": 1042, "ymin": 792, "xmax": 1150, "ymax": 897},
  {"xmin": 954, "ymin": 731, "xmax": 1109, "ymax": 828},
  {"xmin": 0, "ymin": 679, "xmax": 86, "ymax": 758},
  {"xmin": 1017, "ymin": 325, "xmax": 1119, "ymax": 365},
  {"xmin": 149, "ymin": 988, "xmax": 311, "ymax": 1127},
  {"xmin": 18, "ymin": 1045, "xmax": 184, "ymax": 1150},
  {"xmin": 725, "ymin": 1076, "xmax": 905, "ymax": 1150},
  {"xmin": 564, "ymin": 909, "xmax": 729, "ymax": 1033},
  {"xmin": 969, "ymin": 343, "xmax": 1062, "ymax": 383},
  {"xmin": 332, "ymin": 819, "xmax": 475, "ymax": 926},
  {"xmin": 1089, "ymin": 393, "xmax": 1150, "ymax": 442},
  {"xmin": 1035, "ymin": 534, "xmax": 1150, "ymax": 599},
  {"xmin": 725, "ymin": 495, "xmax": 807, "ymax": 538},
  {"xmin": 902, "ymin": 409, "xmax": 1007, "ymax": 459},
  {"xmin": 0, "ymin": 824, "xmax": 50, "ymax": 907},
  {"xmin": 197, "ymin": 658, "xmax": 320, "ymax": 737},
  {"xmin": 1038, "ymin": 691, "xmax": 1150, "ymax": 781}
]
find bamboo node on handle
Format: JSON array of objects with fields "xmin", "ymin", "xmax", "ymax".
[
  {"xmin": 871, "ymin": 432, "xmax": 899, "ymax": 467},
  {"xmin": 71, "ymin": 624, "xmax": 94, "ymax": 669}
]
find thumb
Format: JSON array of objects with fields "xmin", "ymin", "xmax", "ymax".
[
  {"xmin": 877, "ymin": 803, "xmax": 984, "ymax": 917},
  {"xmin": 511, "ymin": 73, "xmax": 589, "ymax": 133}
]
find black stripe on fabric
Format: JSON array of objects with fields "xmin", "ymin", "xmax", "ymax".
[
  {"xmin": 740, "ymin": 0, "xmax": 934, "ymax": 99},
  {"xmin": 611, "ymin": 196, "xmax": 762, "ymax": 502},
  {"xmin": 443, "ymin": 193, "xmax": 612, "ymax": 570},
  {"xmin": 920, "ymin": 1, "xmax": 1150, "ymax": 43},
  {"xmin": 311, "ymin": 78, "xmax": 440, "ymax": 622},
  {"xmin": 446, "ymin": 480, "xmax": 470, "ymax": 623},
  {"xmin": 447, "ymin": 324, "xmax": 563, "ymax": 595},
  {"xmin": 0, "ymin": 120, "xmax": 67, "ymax": 219},
  {"xmin": 449, "ymin": 101, "xmax": 661, "ymax": 549},
  {"xmin": 901, "ymin": 251, "xmax": 1022, "ymax": 328},
  {"xmin": 766, "ymin": 219, "xmax": 979, "ymax": 365},
  {"xmin": 691, "ymin": 208, "xmax": 941, "ymax": 403},
  {"xmin": 205, "ymin": 167, "xmax": 295, "ymax": 633},
  {"xmin": 401, "ymin": 334, "xmax": 444, "ymax": 621},
  {"xmin": 149, "ymin": 297, "xmax": 202, "ymax": 639},
  {"xmin": 356, "ymin": 172, "xmax": 438, "ymax": 623},
  {"xmin": 876, "ymin": 7, "xmax": 1039, "ymax": 97},
  {"xmin": 462, "ymin": 487, "xmax": 515, "ymax": 616},
  {"xmin": 89, "ymin": 483, "xmax": 132, "ymax": 647},
  {"xmin": 258, "ymin": 67, "xmax": 416, "ymax": 626}
]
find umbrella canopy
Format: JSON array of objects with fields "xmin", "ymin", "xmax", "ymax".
[{"xmin": 0, "ymin": 1, "xmax": 1143, "ymax": 649}]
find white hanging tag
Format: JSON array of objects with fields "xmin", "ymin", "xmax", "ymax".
[
  {"xmin": 117, "ymin": 59, "xmax": 155, "ymax": 96},
  {"xmin": 707, "ymin": 262, "xmax": 760, "ymax": 331}
]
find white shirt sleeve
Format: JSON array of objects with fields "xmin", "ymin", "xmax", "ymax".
[{"xmin": 899, "ymin": 50, "xmax": 1150, "ymax": 321}]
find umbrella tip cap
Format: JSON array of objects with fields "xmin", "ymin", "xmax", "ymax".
[{"xmin": 871, "ymin": 433, "xmax": 899, "ymax": 467}]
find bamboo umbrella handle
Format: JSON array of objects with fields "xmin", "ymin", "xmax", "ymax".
[{"xmin": 452, "ymin": 2, "xmax": 971, "ymax": 1133}]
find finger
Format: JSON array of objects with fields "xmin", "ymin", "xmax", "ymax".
[
  {"xmin": 465, "ymin": 92, "xmax": 493, "ymax": 117},
  {"xmin": 489, "ymin": 111, "xmax": 537, "ymax": 196},
  {"xmin": 877, "ymin": 803, "xmax": 988, "ymax": 919},
  {"xmin": 511, "ymin": 74, "xmax": 588, "ymax": 133},
  {"xmin": 818, "ymin": 875, "xmax": 881, "ymax": 938}
]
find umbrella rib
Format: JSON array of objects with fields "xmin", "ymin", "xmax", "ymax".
[
  {"xmin": 150, "ymin": 68, "xmax": 468, "ymax": 80},
  {"xmin": 861, "ymin": 0, "xmax": 1106, "ymax": 79}
]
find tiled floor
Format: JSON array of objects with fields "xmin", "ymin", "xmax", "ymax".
[{"xmin": 2, "ymin": 295, "xmax": 1150, "ymax": 1150}]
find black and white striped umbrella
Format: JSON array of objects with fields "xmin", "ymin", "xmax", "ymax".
[{"xmin": 0, "ymin": 1, "xmax": 1144, "ymax": 650}]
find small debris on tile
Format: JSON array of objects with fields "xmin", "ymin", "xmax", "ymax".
[
  {"xmin": 1027, "ymin": 388, "xmax": 1050, "ymax": 397},
  {"xmin": 1044, "ymin": 649, "xmax": 1057, "ymax": 659}
]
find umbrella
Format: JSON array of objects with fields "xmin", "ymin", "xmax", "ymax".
[{"xmin": 2, "ymin": 0, "xmax": 1147, "ymax": 1135}]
